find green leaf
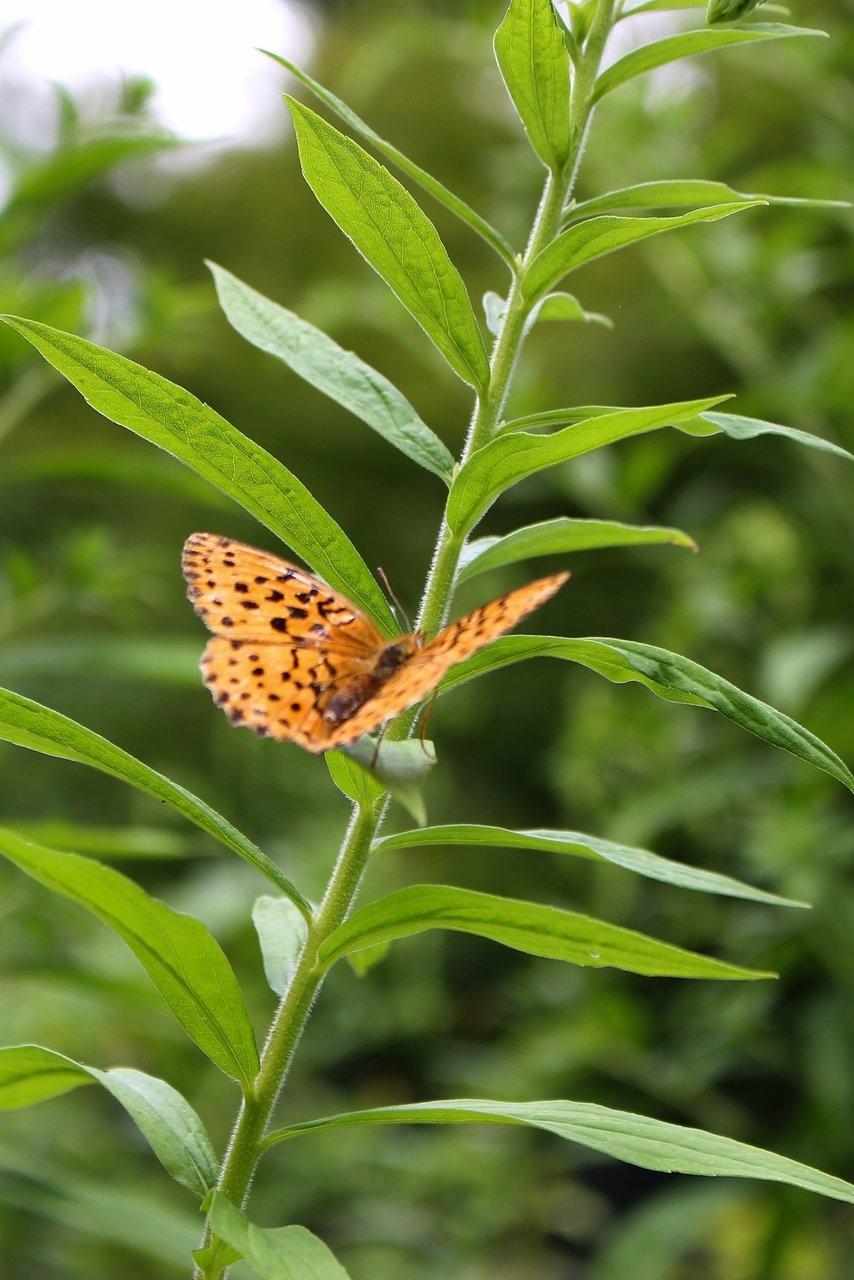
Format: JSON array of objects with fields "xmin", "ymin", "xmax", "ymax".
[
  {"xmin": 263, "ymin": 1098, "xmax": 854, "ymax": 1205},
  {"xmin": 0, "ymin": 315, "xmax": 395, "ymax": 636},
  {"xmin": 207, "ymin": 1191, "xmax": 353, "ymax": 1279},
  {"xmin": 9, "ymin": 133, "xmax": 178, "ymax": 210},
  {"xmin": 91, "ymin": 1067, "xmax": 219, "ymax": 1197},
  {"xmin": 707, "ymin": 0, "xmax": 767, "ymax": 24},
  {"xmin": 347, "ymin": 941, "xmax": 391, "ymax": 978},
  {"xmin": 494, "ymin": 0, "xmax": 572, "ymax": 170},
  {"xmin": 561, "ymin": 0, "xmax": 591, "ymax": 46},
  {"xmin": 286, "ymin": 99, "xmax": 490, "ymax": 393},
  {"xmin": 484, "ymin": 288, "xmax": 612, "ymax": 340},
  {"xmin": 318, "ymin": 884, "xmax": 770, "ymax": 979},
  {"xmin": 593, "ymin": 24, "xmax": 827, "ymax": 101},
  {"xmin": 0, "ymin": 1044, "xmax": 91, "ymax": 1109},
  {"xmin": 500, "ymin": 403, "xmax": 628, "ymax": 431},
  {"xmin": 252, "ymin": 896, "xmax": 309, "ymax": 998},
  {"xmin": 436, "ymin": 636, "xmax": 854, "ymax": 794},
  {"xmin": 578, "ymin": 638, "xmax": 854, "ymax": 793},
  {"xmin": 262, "ymin": 51, "xmax": 516, "ymax": 270},
  {"xmin": 447, "ymin": 397, "xmax": 728, "ymax": 533},
  {"xmin": 326, "ymin": 749, "xmax": 384, "ymax": 809},
  {"xmin": 527, "ymin": 291, "xmax": 613, "ymax": 329},
  {"xmin": 208, "ymin": 262, "xmax": 454, "ymax": 483},
  {"xmin": 457, "ymin": 517, "xmax": 696, "ymax": 583},
  {"xmin": 0, "ymin": 447, "xmax": 234, "ymax": 506},
  {"xmin": 340, "ymin": 738, "xmax": 436, "ymax": 827},
  {"xmin": 499, "ymin": 404, "xmax": 854, "ymax": 466},
  {"xmin": 192, "ymin": 1244, "xmax": 243, "ymax": 1273},
  {"xmin": 621, "ymin": 0, "xmax": 707, "ymax": 14},
  {"xmin": 0, "ymin": 686, "xmax": 310, "ymax": 913},
  {"xmin": 4, "ymin": 820, "xmax": 199, "ymax": 861},
  {"xmin": 0, "ymin": 1047, "xmax": 218, "ymax": 1197},
  {"xmin": 0, "ymin": 637, "xmax": 200, "ymax": 685},
  {"xmin": 523, "ymin": 204, "xmax": 760, "ymax": 301},
  {"xmin": 569, "ymin": 179, "xmax": 848, "ymax": 220},
  {"xmin": 679, "ymin": 410, "xmax": 854, "ymax": 463},
  {"xmin": 0, "ymin": 830, "xmax": 260, "ymax": 1087},
  {"xmin": 373, "ymin": 825, "xmax": 804, "ymax": 907},
  {"xmin": 483, "ymin": 291, "xmax": 507, "ymax": 337}
]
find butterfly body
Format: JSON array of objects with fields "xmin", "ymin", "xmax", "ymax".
[{"xmin": 182, "ymin": 533, "xmax": 567, "ymax": 753}]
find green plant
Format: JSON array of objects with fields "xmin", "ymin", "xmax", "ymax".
[{"xmin": 1, "ymin": 1, "xmax": 852, "ymax": 1276}]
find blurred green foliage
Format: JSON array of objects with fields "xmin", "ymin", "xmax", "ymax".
[{"xmin": 1, "ymin": 2, "xmax": 852, "ymax": 1276}]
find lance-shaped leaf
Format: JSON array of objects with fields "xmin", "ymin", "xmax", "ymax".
[
  {"xmin": 527, "ymin": 291, "xmax": 613, "ymax": 330},
  {"xmin": 326, "ymin": 749, "xmax": 384, "ymax": 810},
  {"xmin": 0, "ymin": 637, "xmax": 200, "ymax": 685},
  {"xmin": 339, "ymin": 738, "xmax": 436, "ymax": 827},
  {"xmin": 579, "ymin": 638, "xmax": 854, "ymax": 793},
  {"xmin": 0, "ymin": 686, "xmax": 310, "ymax": 914},
  {"xmin": 593, "ymin": 24, "xmax": 827, "ymax": 102},
  {"xmin": 523, "ymin": 203, "xmax": 760, "ymax": 301},
  {"xmin": 8, "ymin": 133, "xmax": 179, "ymax": 210},
  {"xmin": 252, "ymin": 896, "xmax": 308, "ymax": 998},
  {"xmin": 484, "ymin": 290, "xmax": 612, "ymax": 337},
  {"xmin": 707, "ymin": 0, "xmax": 767, "ymax": 22},
  {"xmin": 0, "ymin": 1045, "xmax": 92, "ymax": 1109},
  {"xmin": 436, "ymin": 636, "xmax": 854, "ymax": 794},
  {"xmin": 373, "ymin": 825, "xmax": 803, "ymax": 907},
  {"xmin": 208, "ymin": 262, "xmax": 454, "ymax": 483},
  {"xmin": 457, "ymin": 517, "xmax": 696, "ymax": 583},
  {"xmin": 263, "ymin": 51, "xmax": 516, "ymax": 270},
  {"xmin": 262, "ymin": 1099, "xmax": 854, "ymax": 1206},
  {"xmin": 501, "ymin": 404, "xmax": 854, "ymax": 465},
  {"xmin": 0, "ymin": 447, "xmax": 234, "ymax": 506},
  {"xmin": 501, "ymin": 403, "xmax": 625, "ymax": 430},
  {"xmin": 0, "ymin": 1046, "xmax": 218, "ymax": 1197},
  {"xmin": 4, "ymin": 820, "xmax": 198, "ymax": 862},
  {"xmin": 621, "ymin": 0, "xmax": 708, "ymax": 15},
  {"xmin": 677, "ymin": 411, "xmax": 854, "ymax": 463},
  {"xmin": 483, "ymin": 290, "xmax": 508, "ymax": 337},
  {"xmin": 206, "ymin": 1191, "xmax": 352, "ymax": 1279},
  {"xmin": 494, "ymin": 0, "xmax": 572, "ymax": 171},
  {"xmin": 286, "ymin": 99, "xmax": 490, "ymax": 394},
  {"xmin": 0, "ymin": 315, "xmax": 395, "ymax": 636},
  {"xmin": 0, "ymin": 830, "xmax": 260, "ymax": 1087},
  {"xmin": 569, "ymin": 179, "xmax": 848, "ymax": 220},
  {"xmin": 447, "ymin": 397, "xmax": 727, "ymax": 533},
  {"xmin": 318, "ymin": 884, "xmax": 770, "ymax": 979}
]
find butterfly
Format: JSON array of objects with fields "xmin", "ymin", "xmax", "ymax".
[{"xmin": 182, "ymin": 533, "xmax": 568, "ymax": 753}]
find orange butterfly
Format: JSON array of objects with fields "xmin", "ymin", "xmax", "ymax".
[{"xmin": 182, "ymin": 533, "xmax": 568, "ymax": 753}]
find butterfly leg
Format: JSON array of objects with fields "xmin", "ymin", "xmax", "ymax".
[
  {"xmin": 417, "ymin": 690, "xmax": 439, "ymax": 760},
  {"xmin": 370, "ymin": 723, "xmax": 389, "ymax": 769}
]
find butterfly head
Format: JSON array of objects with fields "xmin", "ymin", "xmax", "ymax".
[{"xmin": 375, "ymin": 635, "xmax": 420, "ymax": 678}]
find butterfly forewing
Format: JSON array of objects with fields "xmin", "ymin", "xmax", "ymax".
[
  {"xmin": 318, "ymin": 571, "xmax": 569, "ymax": 748},
  {"xmin": 182, "ymin": 532, "xmax": 383, "ymax": 653},
  {"xmin": 183, "ymin": 533, "xmax": 568, "ymax": 753}
]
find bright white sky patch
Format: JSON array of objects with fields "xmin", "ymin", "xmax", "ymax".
[{"xmin": 3, "ymin": 0, "xmax": 314, "ymax": 144}]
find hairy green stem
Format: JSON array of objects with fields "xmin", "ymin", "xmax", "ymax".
[
  {"xmin": 198, "ymin": 6, "xmax": 617, "ymax": 1273},
  {"xmin": 196, "ymin": 803, "xmax": 377, "ymax": 1277}
]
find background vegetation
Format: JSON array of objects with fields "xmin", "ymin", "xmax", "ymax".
[{"xmin": 1, "ymin": 1, "xmax": 852, "ymax": 1276}]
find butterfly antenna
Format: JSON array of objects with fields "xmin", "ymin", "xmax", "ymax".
[{"xmin": 377, "ymin": 566, "xmax": 412, "ymax": 632}]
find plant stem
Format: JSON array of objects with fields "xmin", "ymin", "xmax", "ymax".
[
  {"xmin": 196, "ymin": 803, "xmax": 377, "ymax": 1277},
  {"xmin": 198, "ymin": 6, "xmax": 618, "ymax": 1273}
]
